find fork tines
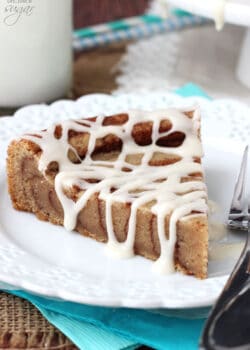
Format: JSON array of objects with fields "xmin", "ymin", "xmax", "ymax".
[{"xmin": 228, "ymin": 146, "xmax": 249, "ymax": 231}]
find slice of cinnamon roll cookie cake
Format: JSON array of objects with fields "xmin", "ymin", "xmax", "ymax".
[{"xmin": 7, "ymin": 108, "xmax": 208, "ymax": 278}]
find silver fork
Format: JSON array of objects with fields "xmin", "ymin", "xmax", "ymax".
[{"xmin": 200, "ymin": 146, "xmax": 250, "ymax": 350}]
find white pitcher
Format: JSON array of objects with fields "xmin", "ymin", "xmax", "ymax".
[{"xmin": 0, "ymin": 0, "xmax": 72, "ymax": 107}]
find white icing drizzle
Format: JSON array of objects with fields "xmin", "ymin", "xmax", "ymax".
[{"xmin": 23, "ymin": 108, "xmax": 208, "ymax": 274}]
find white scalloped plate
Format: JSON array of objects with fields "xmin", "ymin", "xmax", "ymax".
[{"xmin": 0, "ymin": 92, "xmax": 249, "ymax": 308}]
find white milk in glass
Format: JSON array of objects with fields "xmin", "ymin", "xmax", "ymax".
[{"xmin": 0, "ymin": 0, "xmax": 72, "ymax": 107}]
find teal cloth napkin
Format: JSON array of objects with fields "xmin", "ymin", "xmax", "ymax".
[
  {"xmin": 9, "ymin": 289, "xmax": 207, "ymax": 350},
  {"xmin": 4, "ymin": 83, "xmax": 210, "ymax": 350}
]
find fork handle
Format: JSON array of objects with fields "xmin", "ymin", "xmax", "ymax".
[{"xmin": 200, "ymin": 232, "xmax": 250, "ymax": 349}]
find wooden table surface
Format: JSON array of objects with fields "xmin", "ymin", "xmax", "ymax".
[{"xmin": 0, "ymin": 1, "xmax": 154, "ymax": 349}]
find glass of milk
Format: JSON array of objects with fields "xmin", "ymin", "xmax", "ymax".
[{"xmin": 0, "ymin": 0, "xmax": 72, "ymax": 107}]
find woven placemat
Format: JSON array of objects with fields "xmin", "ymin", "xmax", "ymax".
[{"xmin": 0, "ymin": 292, "xmax": 77, "ymax": 350}]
